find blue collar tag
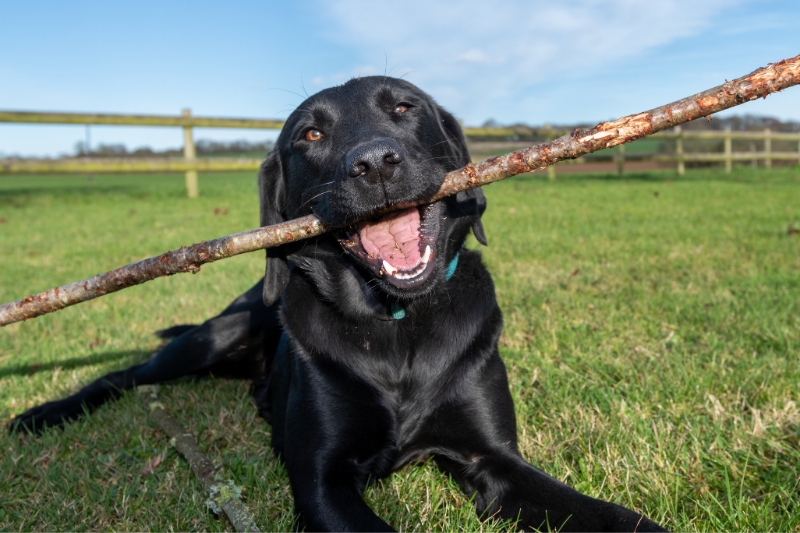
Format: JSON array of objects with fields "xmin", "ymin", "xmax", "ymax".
[{"xmin": 390, "ymin": 302, "xmax": 406, "ymax": 320}]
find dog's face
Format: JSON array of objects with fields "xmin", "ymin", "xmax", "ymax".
[{"xmin": 259, "ymin": 76, "xmax": 486, "ymax": 304}]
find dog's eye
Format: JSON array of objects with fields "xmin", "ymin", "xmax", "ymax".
[
  {"xmin": 393, "ymin": 104, "xmax": 410, "ymax": 114},
  {"xmin": 304, "ymin": 129, "xmax": 323, "ymax": 142}
]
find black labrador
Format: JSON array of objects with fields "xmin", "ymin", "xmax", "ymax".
[{"xmin": 12, "ymin": 77, "xmax": 665, "ymax": 532}]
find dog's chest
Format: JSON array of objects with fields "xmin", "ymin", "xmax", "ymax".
[
  {"xmin": 287, "ymin": 295, "xmax": 487, "ymax": 427},
  {"xmin": 280, "ymin": 257, "xmax": 501, "ymax": 455}
]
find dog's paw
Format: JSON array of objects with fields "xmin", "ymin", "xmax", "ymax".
[{"xmin": 8, "ymin": 398, "xmax": 85, "ymax": 435}]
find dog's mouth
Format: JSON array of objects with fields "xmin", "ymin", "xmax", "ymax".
[{"xmin": 338, "ymin": 204, "xmax": 440, "ymax": 289}]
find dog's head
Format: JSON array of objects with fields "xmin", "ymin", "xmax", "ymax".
[{"xmin": 260, "ymin": 76, "xmax": 487, "ymax": 307}]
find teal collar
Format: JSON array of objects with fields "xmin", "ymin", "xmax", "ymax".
[
  {"xmin": 445, "ymin": 251, "xmax": 460, "ymax": 281},
  {"xmin": 388, "ymin": 251, "xmax": 460, "ymax": 320}
]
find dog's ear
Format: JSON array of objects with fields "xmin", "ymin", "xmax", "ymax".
[
  {"xmin": 436, "ymin": 106, "xmax": 489, "ymax": 246},
  {"xmin": 455, "ymin": 188, "xmax": 488, "ymax": 246},
  {"xmin": 259, "ymin": 148, "xmax": 290, "ymax": 305}
]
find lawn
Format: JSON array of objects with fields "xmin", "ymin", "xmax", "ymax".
[{"xmin": 1, "ymin": 167, "xmax": 798, "ymax": 531}]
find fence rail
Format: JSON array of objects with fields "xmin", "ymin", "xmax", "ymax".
[
  {"xmin": 2, "ymin": 110, "xmax": 799, "ymax": 194},
  {"xmin": 0, "ymin": 110, "xmax": 285, "ymax": 129},
  {"xmin": 0, "ymin": 157, "xmax": 264, "ymax": 174}
]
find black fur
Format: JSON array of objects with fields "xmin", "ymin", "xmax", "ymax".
[{"xmin": 11, "ymin": 77, "xmax": 665, "ymax": 532}]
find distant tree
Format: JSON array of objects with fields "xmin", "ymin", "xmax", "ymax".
[
  {"xmin": 195, "ymin": 139, "xmax": 274, "ymax": 155},
  {"xmin": 65, "ymin": 139, "xmax": 275, "ymax": 159},
  {"xmin": 93, "ymin": 144, "xmax": 128, "ymax": 156},
  {"xmin": 74, "ymin": 141, "xmax": 89, "ymax": 156}
]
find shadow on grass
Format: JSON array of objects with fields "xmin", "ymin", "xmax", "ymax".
[{"xmin": 0, "ymin": 350, "xmax": 147, "ymax": 378}]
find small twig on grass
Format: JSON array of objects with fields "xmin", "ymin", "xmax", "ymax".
[
  {"xmin": 137, "ymin": 385, "xmax": 260, "ymax": 533},
  {"xmin": 1, "ymin": 53, "xmax": 799, "ymax": 327}
]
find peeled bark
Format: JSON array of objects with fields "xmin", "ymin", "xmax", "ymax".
[{"xmin": 1, "ymin": 53, "xmax": 799, "ymax": 327}]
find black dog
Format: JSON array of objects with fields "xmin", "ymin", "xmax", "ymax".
[{"xmin": 12, "ymin": 77, "xmax": 665, "ymax": 532}]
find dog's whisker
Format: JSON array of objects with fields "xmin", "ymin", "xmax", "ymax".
[
  {"xmin": 427, "ymin": 139, "xmax": 455, "ymax": 149},
  {"xmin": 300, "ymin": 75, "xmax": 310, "ymax": 98},
  {"xmin": 293, "ymin": 190, "xmax": 331, "ymax": 216},
  {"xmin": 273, "ymin": 102, "xmax": 317, "ymax": 117},
  {"xmin": 419, "ymin": 155, "xmax": 458, "ymax": 163},
  {"xmin": 303, "ymin": 180, "xmax": 335, "ymax": 192},
  {"xmin": 261, "ymin": 86, "xmax": 308, "ymax": 101}
]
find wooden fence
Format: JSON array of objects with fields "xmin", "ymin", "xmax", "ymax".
[
  {"xmin": 0, "ymin": 109, "xmax": 285, "ymax": 198},
  {"xmin": 543, "ymin": 126, "xmax": 800, "ymax": 178},
  {"xmin": 2, "ymin": 110, "xmax": 799, "ymax": 196}
]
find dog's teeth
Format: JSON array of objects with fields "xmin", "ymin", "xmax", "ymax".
[
  {"xmin": 382, "ymin": 260, "xmax": 397, "ymax": 277},
  {"xmin": 382, "ymin": 249, "xmax": 432, "ymax": 280},
  {"xmin": 421, "ymin": 245, "xmax": 431, "ymax": 263}
]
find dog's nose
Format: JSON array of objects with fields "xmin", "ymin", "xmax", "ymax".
[{"xmin": 346, "ymin": 139, "xmax": 404, "ymax": 182}]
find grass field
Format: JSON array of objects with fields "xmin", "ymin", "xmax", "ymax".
[{"xmin": 1, "ymin": 167, "xmax": 799, "ymax": 531}]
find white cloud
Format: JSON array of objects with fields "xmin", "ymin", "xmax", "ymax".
[
  {"xmin": 457, "ymin": 50, "xmax": 490, "ymax": 64},
  {"xmin": 317, "ymin": 0, "xmax": 737, "ymax": 123}
]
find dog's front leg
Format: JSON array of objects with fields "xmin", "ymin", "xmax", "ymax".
[
  {"xmin": 439, "ymin": 450, "xmax": 666, "ymax": 532},
  {"xmin": 278, "ymin": 355, "xmax": 396, "ymax": 532},
  {"xmin": 427, "ymin": 353, "xmax": 666, "ymax": 532}
]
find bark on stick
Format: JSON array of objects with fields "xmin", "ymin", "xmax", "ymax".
[
  {"xmin": 1, "ymin": 53, "xmax": 799, "ymax": 327},
  {"xmin": 138, "ymin": 385, "xmax": 261, "ymax": 533}
]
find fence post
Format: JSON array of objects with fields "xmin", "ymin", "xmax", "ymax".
[
  {"xmin": 182, "ymin": 109, "xmax": 199, "ymax": 198},
  {"xmin": 616, "ymin": 143, "xmax": 625, "ymax": 176},
  {"xmin": 764, "ymin": 128, "xmax": 772, "ymax": 169},
  {"xmin": 797, "ymin": 136, "xmax": 800, "ymax": 166},
  {"xmin": 675, "ymin": 126, "xmax": 685, "ymax": 176},
  {"xmin": 724, "ymin": 127, "xmax": 732, "ymax": 174}
]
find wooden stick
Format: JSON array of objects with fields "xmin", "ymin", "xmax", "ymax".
[
  {"xmin": 1, "ymin": 53, "xmax": 799, "ymax": 327},
  {"xmin": 137, "ymin": 385, "xmax": 261, "ymax": 533}
]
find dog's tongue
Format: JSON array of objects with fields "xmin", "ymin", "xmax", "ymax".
[{"xmin": 359, "ymin": 208, "xmax": 422, "ymax": 270}]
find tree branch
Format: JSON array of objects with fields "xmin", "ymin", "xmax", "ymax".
[
  {"xmin": 138, "ymin": 385, "xmax": 261, "ymax": 533},
  {"xmin": 1, "ymin": 54, "xmax": 799, "ymax": 327}
]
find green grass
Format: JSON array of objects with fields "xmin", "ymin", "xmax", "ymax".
[{"xmin": 1, "ymin": 168, "xmax": 799, "ymax": 531}]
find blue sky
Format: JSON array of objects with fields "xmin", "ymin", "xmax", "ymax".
[{"xmin": 1, "ymin": 0, "xmax": 798, "ymax": 157}]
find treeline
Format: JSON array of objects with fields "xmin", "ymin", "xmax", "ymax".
[
  {"xmin": 74, "ymin": 139, "xmax": 275, "ymax": 158},
  {"xmin": 9, "ymin": 114, "xmax": 792, "ymax": 160},
  {"xmin": 667, "ymin": 114, "xmax": 800, "ymax": 132},
  {"xmin": 478, "ymin": 114, "xmax": 800, "ymax": 140}
]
